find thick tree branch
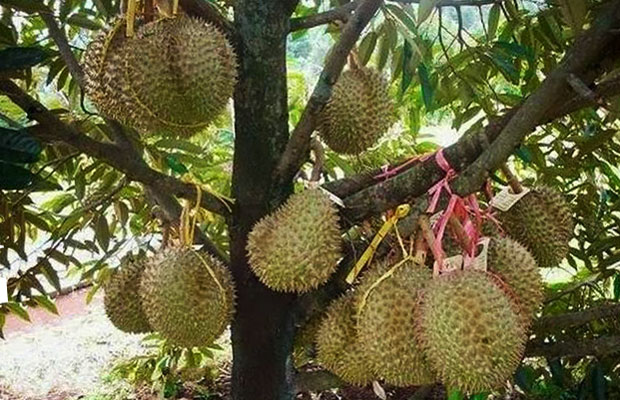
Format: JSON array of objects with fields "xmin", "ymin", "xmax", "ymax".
[
  {"xmin": 276, "ymin": 0, "xmax": 383, "ymax": 186},
  {"xmin": 0, "ymin": 79, "xmax": 233, "ymax": 218},
  {"xmin": 290, "ymin": 1, "xmax": 359, "ymax": 31},
  {"xmin": 39, "ymin": 11, "xmax": 85, "ymax": 88},
  {"xmin": 334, "ymin": 5, "xmax": 620, "ymax": 223},
  {"xmin": 534, "ymin": 303, "xmax": 620, "ymax": 333},
  {"xmin": 525, "ymin": 336, "xmax": 620, "ymax": 359}
]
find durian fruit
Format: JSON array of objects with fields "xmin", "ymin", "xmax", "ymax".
[
  {"xmin": 416, "ymin": 270, "xmax": 526, "ymax": 393},
  {"xmin": 103, "ymin": 254, "xmax": 152, "ymax": 334},
  {"xmin": 318, "ymin": 67, "xmax": 393, "ymax": 155},
  {"xmin": 316, "ymin": 293, "xmax": 375, "ymax": 386},
  {"xmin": 83, "ymin": 20, "xmax": 138, "ymax": 125},
  {"xmin": 498, "ymin": 186, "xmax": 573, "ymax": 268},
  {"xmin": 247, "ymin": 189, "xmax": 342, "ymax": 293},
  {"xmin": 487, "ymin": 237, "xmax": 544, "ymax": 327},
  {"xmin": 139, "ymin": 248, "xmax": 235, "ymax": 347},
  {"xmin": 123, "ymin": 15, "xmax": 237, "ymax": 135},
  {"xmin": 355, "ymin": 259, "xmax": 435, "ymax": 386},
  {"xmin": 293, "ymin": 315, "xmax": 322, "ymax": 367}
]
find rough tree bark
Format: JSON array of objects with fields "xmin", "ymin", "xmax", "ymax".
[{"xmin": 229, "ymin": 1, "xmax": 299, "ymax": 399}]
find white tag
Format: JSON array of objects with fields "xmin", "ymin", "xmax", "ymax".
[
  {"xmin": 429, "ymin": 211, "xmax": 442, "ymax": 227},
  {"xmin": 490, "ymin": 186, "xmax": 531, "ymax": 212},
  {"xmin": 0, "ymin": 277, "xmax": 7, "ymax": 304},
  {"xmin": 372, "ymin": 381, "xmax": 387, "ymax": 400},
  {"xmin": 318, "ymin": 186, "xmax": 345, "ymax": 208},
  {"xmin": 436, "ymin": 254, "xmax": 463, "ymax": 273},
  {"xmin": 471, "ymin": 237, "xmax": 491, "ymax": 272}
]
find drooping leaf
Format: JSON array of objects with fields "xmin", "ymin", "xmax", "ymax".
[
  {"xmin": 0, "ymin": 47, "xmax": 51, "ymax": 72},
  {"xmin": 0, "ymin": 161, "xmax": 35, "ymax": 190},
  {"xmin": 32, "ymin": 295, "xmax": 58, "ymax": 315},
  {"xmin": 5, "ymin": 301, "xmax": 29, "ymax": 322},
  {"xmin": 358, "ymin": 31, "xmax": 378, "ymax": 66},
  {"xmin": 95, "ymin": 214, "xmax": 110, "ymax": 252},
  {"xmin": 487, "ymin": 4, "xmax": 500, "ymax": 41},
  {"xmin": 0, "ymin": 127, "xmax": 42, "ymax": 163},
  {"xmin": 418, "ymin": 63, "xmax": 433, "ymax": 110},
  {"xmin": 418, "ymin": 0, "xmax": 439, "ymax": 25}
]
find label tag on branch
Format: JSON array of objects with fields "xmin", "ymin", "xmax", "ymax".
[
  {"xmin": 490, "ymin": 186, "xmax": 530, "ymax": 212},
  {"xmin": 436, "ymin": 255, "xmax": 463, "ymax": 274},
  {"xmin": 317, "ymin": 186, "xmax": 345, "ymax": 208},
  {"xmin": 0, "ymin": 277, "xmax": 7, "ymax": 304},
  {"xmin": 372, "ymin": 381, "xmax": 387, "ymax": 400},
  {"xmin": 471, "ymin": 237, "xmax": 491, "ymax": 272}
]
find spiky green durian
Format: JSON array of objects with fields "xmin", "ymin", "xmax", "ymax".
[
  {"xmin": 498, "ymin": 186, "xmax": 573, "ymax": 268},
  {"xmin": 293, "ymin": 315, "xmax": 322, "ymax": 368},
  {"xmin": 488, "ymin": 237, "xmax": 544, "ymax": 327},
  {"xmin": 316, "ymin": 293, "xmax": 375, "ymax": 386},
  {"xmin": 416, "ymin": 270, "xmax": 526, "ymax": 393},
  {"xmin": 139, "ymin": 248, "xmax": 235, "ymax": 347},
  {"xmin": 247, "ymin": 189, "xmax": 342, "ymax": 293},
  {"xmin": 318, "ymin": 67, "xmax": 393, "ymax": 155},
  {"xmin": 83, "ymin": 20, "xmax": 138, "ymax": 125},
  {"xmin": 103, "ymin": 254, "xmax": 152, "ymax": 334},
  {"xmin": 354, "ymin": 258, "xmax": 435, "ymax": 386},
  {"xmin": 123, "ymin": 15, "xmax": 237, "ymax": 135}
]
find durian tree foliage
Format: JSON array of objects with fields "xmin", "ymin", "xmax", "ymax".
[{"xmin": 2, "ymin": 0, "xmax": 620, "ymax": 398}]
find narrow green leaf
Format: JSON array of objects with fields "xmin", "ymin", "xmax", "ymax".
[
  {"xmin": 0, "ymin": 47, "xmax": 50, "ymax": 72},
  {"xmin": 5, "ymin": 301, "xmax": 29, "ymax": 322},
  {"xmin": 418, "ymin": 63, "xmax": 433, "ymax": 110},
  {"xmin": 39, "ymin": 259, "xmax": 61, "ymax": 292},
  {"xmin": 418, "ymin": 0, "xmax": 439, "ymax": 25},
  {"xmin": 613, "ymin": 273, "xmax": 620, "ymax": 301},
  {"xmin": 358, "ymin": 31, "xmax": 378, "ymax": 66},
  {"xmin": 488, "ymin": 4, "xmax": 500, "ymax": 41},
  {"xmin": 67, "ymin": 13, "xmax": 103, "ymax": 30},
  {"xmin": 32, "ymin": 295, "xmax": 58, "ymax": 315},
  {"xmin": 0, "ymin": 0, "xmax": 51, "ymax": 13},
  {"xmin": 0, "ymin": 127, "xmax": 42, "ymax": 163},
  {"xmin": 592, "ymin": 362, "xmax": 607, "ymax": 400},
  {"xmin": 154, "ymin": 138, "xmax": 203, "ymax": 154},
  {"xmin": 165, "ymin": 154, "xmax": 189, "ymax": 175},
  {"xmin": 401, "ymin": 40, "xmax": 413, "ymax": 96},
  {"xmin": 95, "ymin": 215, "xmax": 110, "ymax": 252}
]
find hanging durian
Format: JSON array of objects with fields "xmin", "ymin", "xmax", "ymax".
[
  {"xmin": 498, "ymin": 185, "xmax": 573, "ymax": 268},
  {"xmin": 318, "ymin": 67, "xmax": 393, "ymax": 155},
  {"xmin": 247, "ymin": 189, "xmax": 342, "ymax": 293},
  {"xmin": 103, "ymin": 254, "xmax": 152, "ymax": 334},
  {"xmin": 416, "ymin": 270, "xmax": 526, "ymax": 393},
  {"xmin": 139, "ymin": 248, "xmax": 235, "ymax": 347},
  {"xmin": 83, "ymin": 14, "xmax": 237, "ymax": 136},
  {"xmin": 487, "ymin": 237, "xmax": 544, "ymax": 327},
  {"xmin": 355, "ymin": 258, "xmax": 435, "ymax": 386},
  {"xmin": 316, "ymin": 293, "xmax": 375, "ymax": 386}
]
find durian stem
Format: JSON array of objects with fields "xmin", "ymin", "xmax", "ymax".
[
  {"xmin": 126, "ymin": 0, "xmax": 137, "ymax": 37},
  {"xmin": 172, "ymin": 0, "xmax": 179, "ymax": 15},
  {"xmin": 310, "ymin": 138, "xmax": 325, "ymax": 182},
  {"xmin": 144, "ymin": 0, "xmax": 155, "ymax": 22},
  {"xmin": 347, "ymin": 51, "xmax": 360, "ymax": 70},
  {"xmin": 448, "ymin": 215, "xmax": 473, "ymax": 254},
  {"xmin": 500, "ymin": 163, "xmax": 523, "ymax": 194},
  {"xmin": 418, "ymin": 214, "xmax": 443, "ymax": 276}
]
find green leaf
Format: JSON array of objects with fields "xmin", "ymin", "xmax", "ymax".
[
  {"xmin": 5, "ymin": 301, "xmax": 29, "ymax": 322},
  {"xmin": 487, "ymin": 4, "xmax": 500, "ymax": 41},
  {"xmin": 67, "ymin": 13, "xmax": 103, "ymax": 30},
  {"xmin": 558, "ymin": 0, "xmax": 586, "ymax": 34},
  {"xmin": 418, "ymin": 63, "xmax": 433, "ymax": 110},
  {"xmin": 447, "ymin": 388, "xmax": 464, "ymax": 400},
  {"xmin": 0, "ymin": 127, "xmax": 42, "ymax": 163},
  {"xmin": 39, "ymin": 259, "xmax": 61, "ymax": 292},
  {"xmin": 95, "ymin": 215, "xmax": 110, "ymax": 252},
  {"xmin": 32, "ymin": 295, "xmax": 58, "ymax": 315},
  {"xmin": 154, "ymin": 138, "xmax": 203, "ymax": 154},
  {"xmin": 358, "ymin": 31, "xmax": 377, "ymax": 66},
  {"xmin": 591, "ymin": 362, "xmax": 607, "ymax": 400},
  {"xmin": 0, "ymin": 47, "xmax": 50, "ymax": 72},
  {"xmin": 401, "ymin": 40, "xmax": 414, "ymax": 96},
  {"xmin": 418, "ymin": 0, "xmax": 439, "ymax": 25},
  {"xmin": 165, "ymin": 154, "xmax": 189, "ymax": 175},
  {"xmin": 0, "ymin": 161, "xmax": 35, "ymax": 189},
  {"xmin": 0, "ymin": 0, "xmax": 51, "ymax": 13},
  {"xmin": 613, "ymin": 273, "xmax": 620, "ymax": 301},
  {"xmin": 515, "ymin": 145, "xmax": 532, "ymax": 164}
]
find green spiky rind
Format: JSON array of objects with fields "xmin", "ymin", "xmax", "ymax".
[
  {"xmin": 83, "ymin": 20, "xmax": 138, "ymax": 125},
  {"xmin": 488, "ymin": 237, "xmax": 544, "ymax": 327},
  {"xmin": 318, "ymin": 68, "xmax": 394, "ymax": 155},
  {"xmin": 498, "ymin": 186, "xmax": 573, "ymax": 268},
  {"xmin": 139, "ymin": 248, "xmax": 236, "ymax": 347},
  {"xmin": 247, "ymin": 189, "xmax": 342, "ymax": 293},
  {"xmin": 355, "ymin": 259, "xmax": 435, "ymax": 386},
  {"xmin": 103, "ymin": 255, "xmax": 152, "ymax": 334},
  {"xmin": 316, "ymin": 294, "xmax": 375, "ymax": 386},
  {"xmin": 416, "ymin": 270, "xmax": 526, "ymax": 393},
  {"xmin": 292, "ymin": 315, "xmax": 322, "ymax": 367},
  {"xmin": 124, "ymin": 15, "xmax": 237, "ymax": 136}
]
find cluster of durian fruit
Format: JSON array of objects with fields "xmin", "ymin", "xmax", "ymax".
[
  {"xmin": 83, "ymin": 12, "xmax": 237, "ymax": 136},
  {"xmin": 266, "ymin": 184, "xmax": 573, "ymax": 394},
  {"xmin": 104, "ymin": 247, "xmax": 235, "ymax": 348}
]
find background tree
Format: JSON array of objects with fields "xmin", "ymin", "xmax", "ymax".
[{"xmin": 1, "ymin": 0, "xmax": 620, "ymax": 399}]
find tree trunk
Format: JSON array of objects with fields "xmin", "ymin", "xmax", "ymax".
[{"xmin": 230, "ymin": 1, "xmax": 298, "ymax": 399}]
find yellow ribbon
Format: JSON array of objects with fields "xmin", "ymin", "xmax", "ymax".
[{"xmin": 345, "ymin": 204, "xmax": 411, "ymax": 284}]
